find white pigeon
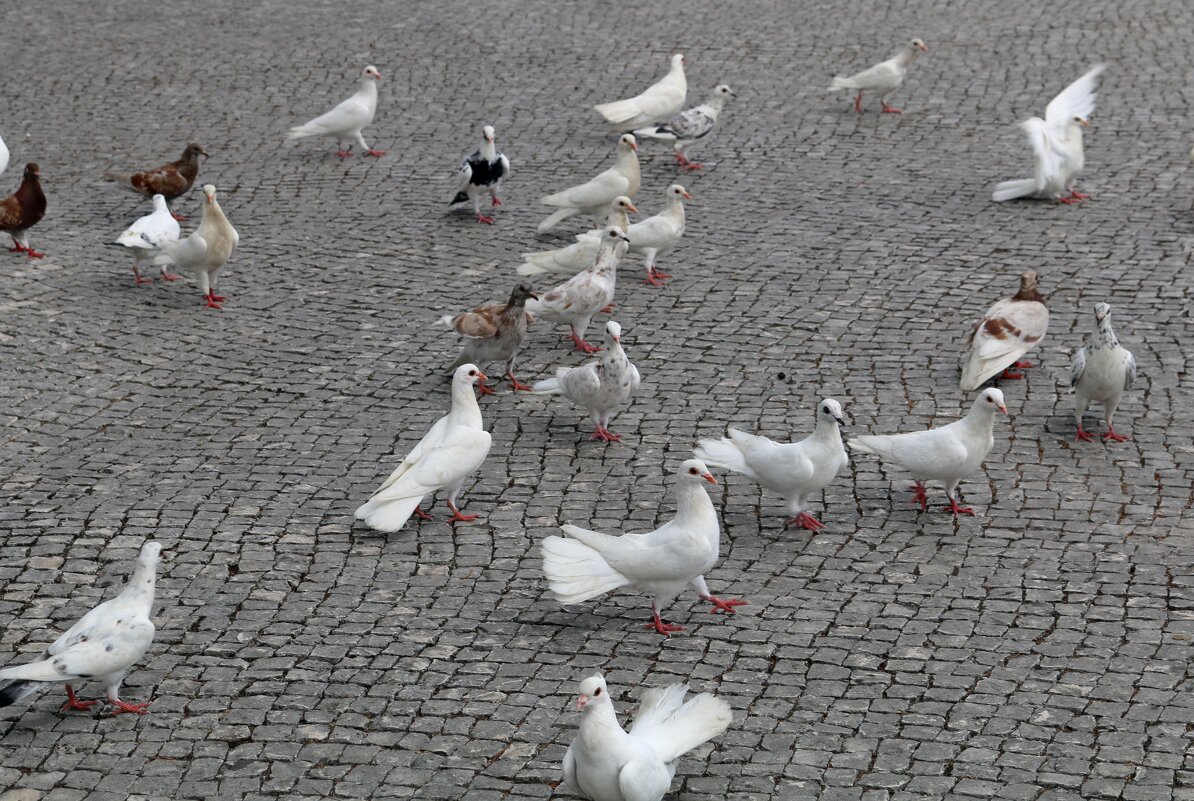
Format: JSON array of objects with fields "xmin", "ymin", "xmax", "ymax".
[
  {"xmin": 848, "ymin": 388, "xmax": 1008, "ymax": 517},
  {"xmin": 561, "ymin": 674, "xmax": 733, "ymax": 801},
  {"xmin": 0, "ymin": 133, "xmax": 9, "ymax": 181},
  {"xmin": 287, "ymin": 65, "xmax": 384, "ymax": 158},
  {"xmin": 695, "ymin": 399, "xmax": 848, "ymax": 531},
  {"xmin": 959, "ymin": 271, "xmax": 1049, "ymax": 391},
  {"xmin": 541, "ymin": 458, "xmax": 745, "ymax": 635},
  {"xmin": 829, "ymin": 38, "xmax": 929, "ymax": 113},
  {"xmin": 1071, "ymin": 302, "xmax": 1137, "ymax": 443},
  {"xmin": 538, "ymin": 135, "xmax": 640, "ymax": 233},
  {"xmin": 113, "ymin": 194, "xmax": 181, "ymax": 285},
  {"xmin": 525, "ymin": 227, "xmax": 629, "ymax": 353},
  {"xmin": 594, "ymin": 54, "xmax": 688, "ymax": 132},
  {"xmin": 355, "ymin": 364, "xmax": 492, "ymax": 532},
  {"xmin": 518, "ymin": 196, "xmax": 637, "ymax": 278},
  {"xmin": 450, "ymin": 124, "xmax": 511, "ymax": 224},
  {"xmin": 157, "ymin": 184, "xmax": 239, "ymax": 310},
  {"xmin": 634, "ymin": 84, "xmax": 735, "ymax": 170},
  {"xmin": 532, "ymin": 320, "xmax": 641, "ymax": 442},
  {"xmin": 579, "ymin": 183, "xmax": 691, "ymax": 286},
  {"xmin": 993, "ymin": 65, "xmax": 1105, "ymax": 204},
  {"xmin": 0, "ymin": 541, "xmax": 160, "ymax": 716}
]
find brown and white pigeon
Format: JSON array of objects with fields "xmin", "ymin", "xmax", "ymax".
[
  {"xmin": 439, "ymin": 283, "xmax": 538, "ymax": 394},
  {"xmin": 959, "ymin": 271, "xmax": 1049, "ymax": 391},
  {"xmin": 104, "ymin": 143, "xmax": 207, "ymax": 219},
  {"xmin": 0, "ymin": 163, "xmax": 46, "ymax": 259}
]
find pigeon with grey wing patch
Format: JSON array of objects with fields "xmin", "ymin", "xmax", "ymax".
[
  {"xmin": 1071, "ymin": 302, "xmax": 1136, "ymax": 442},
  {"xmin": 634, "ymin": 83, "xmax": 734, "ymax": 170}
]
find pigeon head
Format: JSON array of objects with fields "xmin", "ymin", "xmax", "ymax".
[
  {"xmin": 612, "ymin": 196, "xmax": 638, "ymax": 215},
  {"xmin": 203, "ymin": 184, "xmax": 217, "ymax": 204},
  {"xmin": 23, "ymin": 163, "xmax": 39, "ymax": 181},
  {"xmin": 910, "ymin": 38, "xmax": 929, "ymax": 53},
  {"xmin": 818, "ymin": 399, "xmax": 846, "ymax": 427},
  {"xmin": 679, "ymin": 458, "xmax": 718, "ymax": 485},
  {"xmin": 1013, "ymin": 271, "xmax": 1045, "ymax": 303},
  {"xmin": 713, "ymin": 84, "xmax": 736, "ymax": 100},
  {"xmin": 605, "ymin": 320, "xmax": 622, "ymax": 344},
  {"xmin": 454, "ymin": 363, "xmax": 488, "ymax": 386},
  {"xmin": 363, "ymin": 65, "xmax": 382, "ymax": 81},
  {"xmin": 976, "ymin": 388, "xmax": 1008, "ymax": 415},
  {"xmin": 598, "ymin": 225, "xmax": 632, "ymax": 250},
  {"xmin": 508, "ymin": 283, "xmax": 537, "ymax": 305},
  {"xmin": 619, "ymin": 133, "xmax": 638, "ymax": 152},
  {"xmin": 667, "ymin": 184, "xmax": 694, "ymax": 202},
  {"xmin": 482, "ymin": 125, "xmax": 496, "ymax": 143},
  {"xmin": 576, "ymin": 675, "xmax": 609, "ymax": 712},
  {"xmin": 184, "ymin": 143, "xmax": 209, "ymax": 161},
  {"xmin": 151, "ymin": 194, "xmax": 170, "ymax": 212},
  {"xmin": 672, "ymin": 53, "xmax": 686, "ymax": 69},
  {"xmin": 132, "ymin": 541, "xmax": 163, "ymax": 585},
  {"xmin": 1094, "ymin": 302, "xmax": 1112, "ymax": 322},
  {"xmin": 139, "ymin": 541, "xmax": 163, "ymax": 565}
]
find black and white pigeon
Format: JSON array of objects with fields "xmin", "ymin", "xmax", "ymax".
[
  {"xmin": 1071, "ymin": 302, "xmax": 1137, "ymax": 443},
  {"xmin": 450, "ymin": 125, "xmax": 511, "ymax": 224},
  {"xmin": 634, "ymin": 84, "xmax": 735, "ymax": 170},
  {"xmin": 0, "ymin": 542, "xmax": 161, "ymax": 716}
]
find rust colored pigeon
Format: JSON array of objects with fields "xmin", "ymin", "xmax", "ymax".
[
  {"xmin": 104, "ymin": 143, "xmax": 207, "ymax": 219},
  {"xmin": 0, "ymin": 163, "xmax": 46, "ymax": 259}
]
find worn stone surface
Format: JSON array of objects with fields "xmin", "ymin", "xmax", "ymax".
[{"xmin": 0, "ymin": 0, "xmax": 1191, "ymax": 799}]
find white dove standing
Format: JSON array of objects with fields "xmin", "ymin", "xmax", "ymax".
[
  {"xmin": 450, "ymin": 124, "xmax": 511, "ymax": 224},
  {"xmin": 355, "ymin": 364, "xmax": 492, "ymax": 531},
  {"xmin": 114, "ymin": 194, "xmax": 181, "ymax": 285},
  {"xmin": 848, "ymin": 388, "xmax": 1008, "ymax": 517},
  {"xmin": 993, "ymin": 65, "xmax": 1105, "ymax": 204},
  {"xmin": 158, "ymin": 184, "xmax": 239, "ymax": 310},
  {"xmin": 1071, "ymin": 303, "xmax": 1137, "ymax": 443},
  {"xmin": 532, "ymin": 320, "xmax": 641, "ymax": 442},
  {"xmin": 594, "ymin": 54, "xmax": 688, "ymax": 132},
  {"xmin": 518, "ymin": 196, "xmax": 637, "ymax": 278},
  {"xmin": 287, "ymin": 65, "xmax": 384, "ymax": 158},
  {"xmin": 829, "ymin": 38, "xmax": 928, "ymax": 113},
  {"xmin": 541, "ymin": 458, "xmax": 745, "ymax": 636},
  {"xmin": 525, "ymin": 227, "xmax": 629, "ymax": 353},
  {"xmin": 539, "ymin": 135, "xmax": 640, "ymax": 233},
  {"xmin": 634, "ymin": 84, "xmax": 735, "ymax": 170},
  {"xmin": 594, "ymin": 183, "xmax": 691, "ymax": 286},
  {"xmin": 0, "ymin": 542, "xmax": 160, "ymax": 716},
  {"xmin": 695, "ymin": 399, "xmax": 848, "ymax": 531},
  {"xmin": 959, "ymin": 271, "xmax": 1049, "ymax": 391},
  {"xmin": 561, "ymin": 674, "xmax": 733, "ymax": 801}
]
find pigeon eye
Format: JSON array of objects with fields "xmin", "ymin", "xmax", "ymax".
[
  {"xmin": 468, "ymin": 370, "xmax": 476, "ymax": 377},
  {"xmin": 593, "ymin": 688, "xmax": 601, "ymax": 696},
  {"xmin": 689, "ymin": 467, "xmax": 699, "ymax": 475}
]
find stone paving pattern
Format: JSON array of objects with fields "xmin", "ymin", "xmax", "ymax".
[{"xmin": 0, "ymin": 0, "xmax": 1191, "ymax": 799}]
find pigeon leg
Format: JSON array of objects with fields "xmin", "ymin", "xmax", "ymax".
[
  {"xmin": 476, "ymin": 381, "xmax": 497, "ymax": 396},
  {"xmin": 911, "ymin": 482, "xmax": 929, "ymax": 511},
  {"xmin": 942, "ymin": 496, "xmax": 975, "ymax": 517},
  {"xmin": 999, "ymin": 367, "xmax": 1025, "ymax": 380},
  {"xmin": 702, "ymin": 594, "xmax": 748, "ymax": 615},
  {"xmin": 589, "ymin": 426, "xmax": 623, "ymax": 443},
  {"xmin": 490, "ymin": 194, "xmax": 502, "ymax": 207},
  {"xmin": 109, "ymin": 698, "xmax": 151, "ymax": 715},
  {"xmin": 853, "ymin": 92, "xmax": 863, "ymax": 113},
  {"xmin": 159, "ymin": 267, "xmax": 182, "ymax": 281},
  {"xmin": 24, "ymin": 247, "xmax": 45, "ymax": 259},
  {"xmin": 337, "ymin": 142, "xmax": 354, "ymax": 158},
  {"xmin": 681, "ymin": 160, "xmax": 706, "ymax": 171},
  {"xmin": 170, "ymin": 213, "xmax": 188, "ymax": 221},
  {"xmin": 645, "ymin": 606, "xmax": 684, "ymax": 635},
  {"xmin": 132, "ymin": 265, "xmax": 154, "ymax": 285},
  {"xmin": 645, "ymin": 267, "xmax": 670, "ymax": 287},
  {"xmin": 1102, "ymin": 427, "xmax": 1129, "ymax": 442},
  {"xmin": 1014, "ymin": 360, "xmax": 1034, "ymax": 369},
  {"xmin": 1075, "ymin": 425, "xmax": 1095, "ymax": 442},
  {"xmin": 475, "ymin": 213, "xmax": 496, "ymax": 225},
  {"xmin": 365, "ymin": 149, "xmax": 386, "ymax": 157},
  {"xmin": 1057, "ymin": 196, "xmax": 1082, "ymax": 205},
  {"xmin": 880, "ymin": 101, "xmax": 903, "ymax": 114},
  {"xmin": 204, "ymin": 291, "xmax": 223, "ymax": 310},
  {"xmin": 60, "ymin": 685, "xmax": 97, "ymax": 712},
  {"xmin": 446, "ymin": 500, "xmax": 480, "ymax": 523},
  {"xmin": 506, "ymin": 371, "xmax": 534, "ymax": 392},
  {"xmin": 601, "ymin": 303, "xmax": 616, "ymax": 313},
  {"xmin": 1069, "ymin": 189, "xmax": 1091, "ymax": 200},
  {"xmin": 785, "ymin": 512, "xmax": 826, "ymax": 531},
  {"xmin": 414, "ymin": 506, "xmax": 434, "ymax": 521},
  {"xmin": 569, "ymin": 329, "xmax": 602, "ymax": 353}
]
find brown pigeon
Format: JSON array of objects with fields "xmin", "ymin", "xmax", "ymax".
[
  {"xmin": 104, "ymin": 143, "xmax": 207, "ymax": 219},
  {"xmin": 0, "ymin": 163, "xmax": 47, "ymax": 259},
  {"xmin": 439, "ymin": 283, "xmax": 537, "ymax": 394},
  {"xmin": 959, "ymin": 271, "xmax": 1049, "ymax": 390}
]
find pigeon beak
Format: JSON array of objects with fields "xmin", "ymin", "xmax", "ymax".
[
  {"xmin": 476, "ymin": 370, "xmax": 489, "ymax": 382},
  {"xmin": 575, "ymin": 694, "xmax": 590, "ymax": 712},
  {"xmin": 1078, "ymin": 118, "xmax": 1090, "ymax": 128},
  {"xmin": 702, "ymin": 472, "xmax": 718, "ymax": 485},
  {"xmin": 834, "ymin": 416, "xmax": 846, "ymax": 427},
  {"xmin": 998, "ymin": 404, "xmax": 1008, "ymax": 415},
  {"xmin": 528, "ymin": 292, "xmax": 539, "ymax": 301},
  {"xmin": 625, "ymin": 203, "xmax": 639, "ymax": 214},
  {"xmin": 612, "ymin": 335, "xmax": 620, "ymax": 343},
  {"xmin": 619, "ymin": 234, "xmax": 631, "ymax": 243},
  {"xmin": 917, "ymin": 42, "xmax": 929, "ymax": 52},
  {"xmin": 199, "ymin": 147, "xmax": 210, "ymax": 159},
  {"xmin": 629, "ymin": 142, "xmax": 638, "ymax": 152},
  {"xmin": 682, "ymin": 190, "xmax": 694, "ymax": 201}
]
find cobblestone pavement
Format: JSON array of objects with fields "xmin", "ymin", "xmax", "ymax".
[{"xmin": 0, "ymin": 0, "xmax": 1191, "ymax": 799}]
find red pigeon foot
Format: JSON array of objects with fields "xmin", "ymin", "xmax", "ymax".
[
  {"xmin": 476, "ymin": 382, "xmax": 497, "ymax": 396},
  {"xmin": 589, "ymin": 426, "xmax": 623, "ymax": 443},
  {"xmin": 1075, "ymin": 427, "xmax": 1095, "ymax": 442},
  {"xmin": 881, "ymin": 103, "xmax": 903, "ymax": 114},
  {"xmin": 1014, "ymin": 360, "xmax": 1034, "ymax": 369},
  {"xmin": 365, "ymin": 149, "xmax": 386, "ymax": 157},
  {"xmin": 160, "ymin": 272, "xmax": 182, "ymax": 282},
  {"xmin": 786, "ymin": 512, "xmax": 826, "ymax": 531},
  {"xmin": 644, "ymin": 271, "xmax": 670, "ymax": 287},
  {"xmin": 507, "ymin": 373, "xmax": 533, "ymax": 392},
  {"xmin": 943, "ymin": 499, "xmax": 975, "ymax": 517},
  {"xmin": 703, "ymin": 594, "xmax": 747, "ymax": 615},
  {"xmin": 134, "ymin": 274, "xmax": 154, "ymax": 285},
  {"xmin": 209, "ymin": 293, "xmax": 226, "ymax": 302},
  {"xmin": 204, "ymin": 294, "xmax": 223, "ymax": 310},
  {"xmin": 61, "ymin": 686, "xmax": 97, "ymax": 712},
  {"xmin": 1102, "ymin": 429, "xmax": 1129, "ymax": 442},
  {"xmin": 1070, "ymin": 190, "xmax": 1090, "ymax": 200},
  {"xmin": 446, "ymin": 501, "xmax": 479, "ymax": 523},
  {"xmin": 171, "ymin": 213, "xmax": 188, "ymax": 221},
  {"xmin": 476, "ymin": 214, "xmax": 495, "ymax": 225},
  {"xmin": 854, "ymin": 93, "xmax": 863, "ymax": 113},
  {"xmin": 645, "ymin": 610, "xmax": 684, "ymax": 636},
  {"xmin": 601, "ymin": 304, "xmax": 616, "ymax": 313},
  {"xmin": 999, "ymin": 368, "xmax": 1025, "ymax": 380},
  {"xmin": 911, "ymin": 482, "xmax": 929, "ymax": 512},
  {"xmin": 491, "ymin": 197, "xmax": 503, "ymax": 207},
  {"xmin": 1058, "ymin": 196, "xmax": 1081, "ymax": 205},
  {"xmin": 570, "ymin": 333, "xmax": 603, "ymax": 353},
  {"xmin": 681, "ymin": 161, "xmax": 705, "ymax": 170},
  {"xmin": 110, "ymin": 699, "xmax": 151, "ymax": 716},
  {"xmin": 414, "ymin": 506, "xmax": 434, "ymax": 521},
  {"xmin": 26, "ymin": 249, "xmax": 44, "ymax": 259}
]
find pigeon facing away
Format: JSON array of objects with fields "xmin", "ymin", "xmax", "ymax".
[
  {"xmin": 539, "ymin": 135, "xmax": 640, "ymax": 233},
  {"xmin": 532, "ymin": 320, "xmax": 641, "ymax": 442},
  {"xmin": 695, "ymin": 399, "xmax": 848, "ymax": 531},
  {"xmin": 355, "ymin": 364, "xmax": 493, "ymax": 531},
  {"xmin": 959, "ymin": 271, "xmax": 1049, "ymax": 391},
  {"xmin": 848, "ymin": 388, "xmax": 1008, "ymax": 517},
  {"xmin": 288, "ymin": 65, "xmax": 385, "ymax": 158},
  {"xmin": 0, "ymin": 542, "xmax": 160, "ymax": 716},
  {"xmin": 561, "ymin": 674, "xmax": 733, "ymax": 801},
  {"xmin": 829, "ymin": 38, "xmax": 929, "ymax": 113},
  {"xmin": 156, "ymin": 185, "xmax": 239, "ymax": 309},
  {"xmin": 541, "ymin": 458, "xmax": 745, "ymax": 635},
  {"xmin": 634, "ymin": 84, "xmax": 735, "ymax": 170},
  {"xmin": 1071, "ymin": 303, "xmax": 1137, "ymax": 442},
  {"xmin": 104, "ymin": 143, "xmax": 207, "ymax": 219},
  {"xmin": 440, "ymin": 283, "xmax": 538, "ymax": 394},
  {"xmin": 594, "ymin": 54, "xmax": 688, "ymax": 132},
  {"xmin": 113, "ymin": 194, "xmax": 182, "ymax": 284},
  {"xmin": 0, "ymin": 163, "xmax": 46, "ymax": 259},
  {"xmin": 525, "ymin": 227, "xmax": 629, "ymax": 352},
  {"xmin": 992, "ymin": 65, "xmax": 1105, "ymax": 204},
  {"xmin": 450, "ymin": 125, "xmax": 511, "ymax": 224},
  {"xmin": 517, "ymin": 196, "xmax": 637, "ymax": 278}
]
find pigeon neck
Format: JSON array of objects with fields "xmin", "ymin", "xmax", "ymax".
[
  {"xmin": 1095, "ymin": 318, "xmax": 1119, "ymax": 348},
  {"xmin": 963, "ymin": 402, "xmax": 998, "ymax": 429},
  {"xmin": 706, "ymin": 94, "xmax": 727, "ymax": 115},
  {"xmin": 480, "ymin": 139, "xmax": 497, "ymax": 161},
  {"xmin": 813, "ymin": 416, "xmax": 841, "ymax": 441},
  {"xmin": 893, "ymin": 46, "xmax": 919, "ymax": 66},
  {"xmin": 1065, "ymin": 121, "xmax": 1085, "ymax": 145},
  {"xmin": 125, "ymin": 557, "xmax": 158, "ymax": 606},
  {"xmin": 606, "ymin": 210, "xmax": 630, "ymax": 231},
  {"xmin": 666, "ymin": 194, "xmax": 687, "ymax": 217},
  {"xmin": 592, "ymin": 245, "xmax": 622, "ymax": 276},
  {"xmin": 580, "ymin": 701, "xmax": 621, "ymax": 738},
  {"xmin": 358, "ymin": 76, "xmax": 378, "ymax": 100},
  {"xmin": 615, "ymin": 146, "xmax": 639, "ymax": 177},
  {"xmin": 449, "ymin": 381, "xmax": 484, "ymax": 427},
  {"xmin": 1011, "ymin": 285, "xmax": 1044, "ymax": 304},
  {"xmin": 16, "ymin": 176, "xmax": 43, "ymax": 206},
  {"xmin": 674, "ymin": 481, "xmax": 715, "ymax": 524}
]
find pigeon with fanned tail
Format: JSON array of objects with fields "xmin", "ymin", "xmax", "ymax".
[
  {"xmin": 532, "ymin": 321, "xmax": 640, "ymax": 442},
  {"xmin": 561, "ymin": 674, "xmax": 733, "ymax": 801},
  {"xmin": 440, "ymin": 283, "xmax": 537, "ymax": 394},
  {"xmin": 959, "ymin": 271, "xmax": 1049, "ymax": 391},
  {"xmin": 539, "ymin": 135, "xmax": 640, "ymax": 233},
  {"xmin": 288, "ymin": 65, "xmax": 384, "ymax": 158},
  {"xmin": 0, "ymin": 542, "xmax": 160, "ymax": 716},
  {"xmin": 828, "ymin": 38, "xmax": 928, "ymax": 113},
  {"xmin": 103, "ymin": 143, "xmax": 207, "ymax": 219},
  {"xmin": 525, "ymin": 227, "xmax": 629, "ymax": 352},
  {"xmin": 848, "ymin": 388, "xmax": 1007, "ymax": 517},
  {"xmin": 634, "ymin": 84, "xmax": 735, "ymax": 170},
  {"xmin": 450, "ymin": 125, "xmax": 510, "ymax": 224},
  {"xmin": 0, "ymin": 163, "xmax": 46, "ymax": 259},
  {"xmin": 1071, "ymin": 303, "xmax": 1136, "ymax": 443},
  {"xmin": 114, "ymin": 194, "xmax": 181, "ymax": 285},
  {"xmin": 594, "ymin": 54, "xmax": 687, "ymax": 132},
  {"xmin": 518, "ymin": 196, "xmax": 637, "ymax": 278},
  {"xmin": 695, "ymin": 399, "xmax": 848, "ymax": 531}
]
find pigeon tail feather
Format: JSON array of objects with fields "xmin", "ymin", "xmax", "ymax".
[
  {"xmin": 593, "ymin": 100, "xmax": 644, "ymax": 126},
  {"xmin": 693, "ymin": 435, "xmax": 753, "ymax": 478},
  {"xmin": 354, "ymin": 495, "xmax": 424, "ymax": 533},
  {"xmin": 538, "ymin": 207, "xmax": 580, "ymax": 233},
  {"xmin": 0, "ymin": 680, "xmax": 41, "ymax": 708},
  {"xmin": 645, "ymin": 693, "xmax": 733, "ymax": 764},
  {"xmin": 828, "ymin": 75, "xmax": 854, "ymax": 92},
  {"xmin": 541, "ymin": 535, "xmax": 630, "ymax": 604},
  {"xmin": 0, "ymin": 658, "xmax": 69, "ymax": 684},
  {"xmin": 992, "ymin": 179, "xmax": 1038, "ymax": 202}
]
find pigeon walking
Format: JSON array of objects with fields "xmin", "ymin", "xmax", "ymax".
[
  {"xmin": 542, "ymin": 459, "xmax": 745, "ymax": 635},
  {"xmin": 959, "ymin": 271, "xmax": 1049, "ymax": 391},
  {"xmin": 828, "ymin": 38, "xmax": 928, "ymax": 113},
  {"xmin": 525, "ymin": 227, "xmax": 629, "ymax": 352},
  {"xmin": 695, "ymin": 399, "xmax": 848, "ymax": 531},
  {"xmin": 0, "ymin": 542, "xmax": 160, "ymax": 716},
  {"xmin": 634, "ymin": 84, "xmax": 735, "ymax": 170},
  {"xmin": 848, "ymin": 388, "xmax": 1008, "ymax": 517},
  {"xmin": 450, "ymin": 125, "xmax": 511, "ymax": 224},
  {"xmin": 103, "ymin": 143, "xmax": 207, "ymax": 220},
  {"xmin": 113, "ymin": 194, "xmax": 181, "ymax": 284},
  {"xmin": 156, "ymin": 185, "xmax": 239, "ymax": 309},
  {"xmin": 539, "ymin": 135, "xmax": 640, "ymax": 233},
  {"xmin": 517, "ymin": 196, "xmax": 637, "ymax": 277},
  {"xmin": 594, "ymin": 54, "xmax": 687, "ymax": 132},
  {"xmin": 440, "ymin": 283, "xmax": 537, "ymax": 393},
  {"xmin": 355, "ymin": 364, "xmax": 492, "ymax": 531},
  {"xmin": 992, "ymin": 65, "xmax": 1105, "ymax": 204},
  {"xmin": 288, "ymin": 65, "xmax": 384, "ymax": 158},
  {"xmin": 561, "ymin": 674, "xmax": 733, "ymax": 801},
  {"xmin": 0, "ymin": 163, "xmax": 46, "ymax": 259},
  {"xmin": 532, "ymin": 321, "xmax": 641, "ymax": 442},
  {"xmin": 1071, "ymin": 303, "xmax": 1136, "ymax": 442}
]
